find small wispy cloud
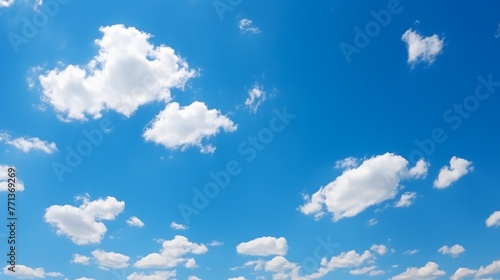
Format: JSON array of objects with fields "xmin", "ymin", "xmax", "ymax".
[
  {"xmin": 0, "ymin": 133, "xmax": 57, "ymax": 154},
  {"xmin": 245, "ymin": 84, "xmax": 266, "ymax": 113},
  {"xmin": 239, "ymin": 18, "xmax": 261, "ymax": 34}
]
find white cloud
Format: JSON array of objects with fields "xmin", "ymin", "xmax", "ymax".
[
  {"xmin": 370, "ymin": 244, "xmax": 387, "ymax": 255},
  {"xmin": 91, "ymin": 249, "xmax": 130, "ymax": 270},
  {"xmin": 391, "ymin": 262, "xmax": 446, "ymax": 280},
  {"xmin": 409, "ymin": 159, "xmax": 430, "ymax": 178},
  {"xmin": 75, "ymin": 278, "xmax": 95, "ymax": 280},
  {"xmin": 0, "ymin": 0, "xmax": 14, "ymax": 8},
  {"xmin": 265, "ymin": 256, "xmax": 297, "ymax": 272},
  {"xmin": 495, "ymin": 23, "xmax": 500, "ymax": 38},
  {"xmin": 241, "ymin": 247, "xmax": 376, "ymax": 280},
  {"xmin": 236, "ymin": 236, "xmax": 288, "ymax": 256},
  {"xmin": 433, "ymin": 157, "xmax": 473, "ymax": 189},
  {"xmin": 327, "ymin": 250, "xmax": 373, "ymax": 270},
  {"xmin": 188, "ymin": 276, "xmax": 201, "ymax": 280},
  {"xmin": 170, "ymin": 222, "xmax": 187, "ymax": 230},
  {"xmin": 450, "ymin": 268, "xmax": 477, "ymax": 280},
  {"xmin": 44, "ymin": 195, "xmax": 125, "ymax": 245},
  {"xmin": 134, "ymin": 235, "xmax": 207, "ymax": 269},
  {"xmin": 245, "ymin": 84, "xmax": 266, "ymax": 113},
  {"xmin": 438, "ymin": 244, "xmax": 465, "ymax": 258},
  {"xmin": 476, "ymin": 260, "xmax": 500, "ymax": 278},
  {"xmin": 300, "ymin": 154, "xmax": 428, "ymax": 221},
  {"xmin": 2, "ymin": 264, "xmax": 61, "ymax": 278},
  {"xmin": 207, "ymin": 241, "xmax": 223, "ymax": 247},
  {"xmin": 127, "ymin": 216, "xmax": 144, "ymax": 228},
  {"xmin": 401, "ymin": 29, "xmax": 444, "ymax": 65},
  {"xmin": 143, "ymin": 101, "xmax": 236, "ymax": 153},
  {"xmin": 486, "ymin": 211, "xmax": 500, "ymax": 228},
  {"xmin": 395, "ymin": 192, "xmax": 417, "ymax": 208},
  {"xmin": 335, "ymin": 157, "xmax": 360, "ymax": 169},
  {"xmin": 238, "ymin": 19, "xmax": 261, "ymax": 34},
  {"xmin": 71, "ymin": 254, "xmax": 90, "ymax": 265},
  {"xmin": 0, "ymin": 165, "xmax": 25, "ymax": 192},
  {"xmin": 350, "ymin": 266, "xmax": 384, "ymax": 276},
  {"xmin": 127, "ymin": 270, "xmax": 176, "ymax": 280},
  {"xmin": 240, "ymin": 259, "xmax": 266, "ymax": 271},
  {"xmin": 366, "ymin": 218, "xmax": 378, "ymax": 226},
  {"xmin": 184, "ymin": 258, "xmax": 197, "ymax": 268},
  {"xmin": 403, "ymin": 249, "xmax": 419, "ymax": 255},
  {"xmin": 228, "ymin": 277, "xmax": 247, "ymax": 280},
  {"xmin": 451, "ymin": 260, "xmax": 500, "ymax": 280},
  {"xmin": 0, "ymin": 133, "xmax": 57, "ymax": 153},
  {"xmin": 37, "ymin": 24, "xmax": 196, "ymax": 121}
]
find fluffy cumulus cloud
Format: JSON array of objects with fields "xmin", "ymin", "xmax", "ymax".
[
  {"xmin": 401, "ymin": 28, "xmax": 444, "ymax": 65},
  {"xmin": 228, "ymin": 277, "xmax": 247, "ymax": 280},
  {"xmin": 486, "ymin": 211, "xmax": 500, "ymax": 228},
  {"xmin": 37, "ymin": 24, "xmax": 197, "ymax": 121},
  {"xmin": 300, "ymin": 153, "xmax": 428, "ymax": 221},
  {"xmin": 245, "ymin": 84, "xmax": 266, "ymax": 113},
  {"xmin": 143, "ymin": 101, "xmax": 237, "ymax": 153},
  {"xmin": 450, "ymin": 268, "xmax": 477, "ymax": 280},
  {"xmin": 238, "ymin": 245, "xmax": 378, "ymax": 280},
  {"xmin": 451, "ymin": 260, "xmax": 500, "ymax": 280},
  {"xmin": 170, "ymin": 222, "xmax": 187, "ymax": 230},
  {"xmin": 126, "ymin": 216, "xmax": 144, "ymax": 228},
  {"xmin": 391, "ymin": 262, "xmax": 445, "ymax": 280},
  {"xmin": 134, "ymin": 235, "xmax": 207, "ymax": 269},
  {"xmin": 71, "ymin": 254, "xmax": 91, "ymax": 265},
  {"xmin": 44, "ymin": 195, "xmax": 125, "ymax": 245},
  {"xmin": 264, "ymin": 256, "xmax": 297, "ymax": 272},
  {"xmin": 433, "ymin": 156, "xmax": 473, "ymax": 189},
  {"xmin": 0, "ymin": 165, "xmax": 25, "ymax": 192},
  {"xmin": 187, "ymin": 275, "xmax": 201, "ymax": 280},
  {"xmin": 0, "ymin": 133, "xmax": 57, "ymax": 153},
  {"xmin": 394, "ymin": 192, "xmax": 417, "ymax": 208},
  {"xmin": 438, "ymin": 244, "xmax": 465, "ymax": 258},
  {"xmin": 238, "ymin": 19, "xmax": 261, "ymax": 34},
  {"xmin": 370, "ymin": 244, "xmax": 388, "ymax": 255},
  {"xmin": 0, "ymin": 0, "xmax": 14, "ymax": 8},
  {"xmin": 3, "ymin": 264, "xmax": 62, "ymax": 278},
  {"xmin": 91, "ymin": 249, "xmax": 130, "ymax": 270},
  {"xmin": 236, "ymin": 237, "xmax": 288, "ymax": 256},
  {"xmin": 127, "ymin": 270, "xmax": 176, "ymax": 280}
]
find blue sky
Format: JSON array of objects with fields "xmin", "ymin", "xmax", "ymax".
[{"xmin": 0, "ymin": 0, "xmax": 500, "ymax": 279}]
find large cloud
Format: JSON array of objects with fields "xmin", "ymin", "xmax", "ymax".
[
  {"xmin": 44, "ymin": 195, "xmax": 125, "ymax": 245},
  {"xmin": 143, "ymin": 101, "xmax": 236, "ymax": 153},
  {"xmin": 300, "ymin": 153, "xmax": 428, "ymax": 221},
  {"xmin": 38, "ymin": 24, "xmax": 196, "ymax": 121}
]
